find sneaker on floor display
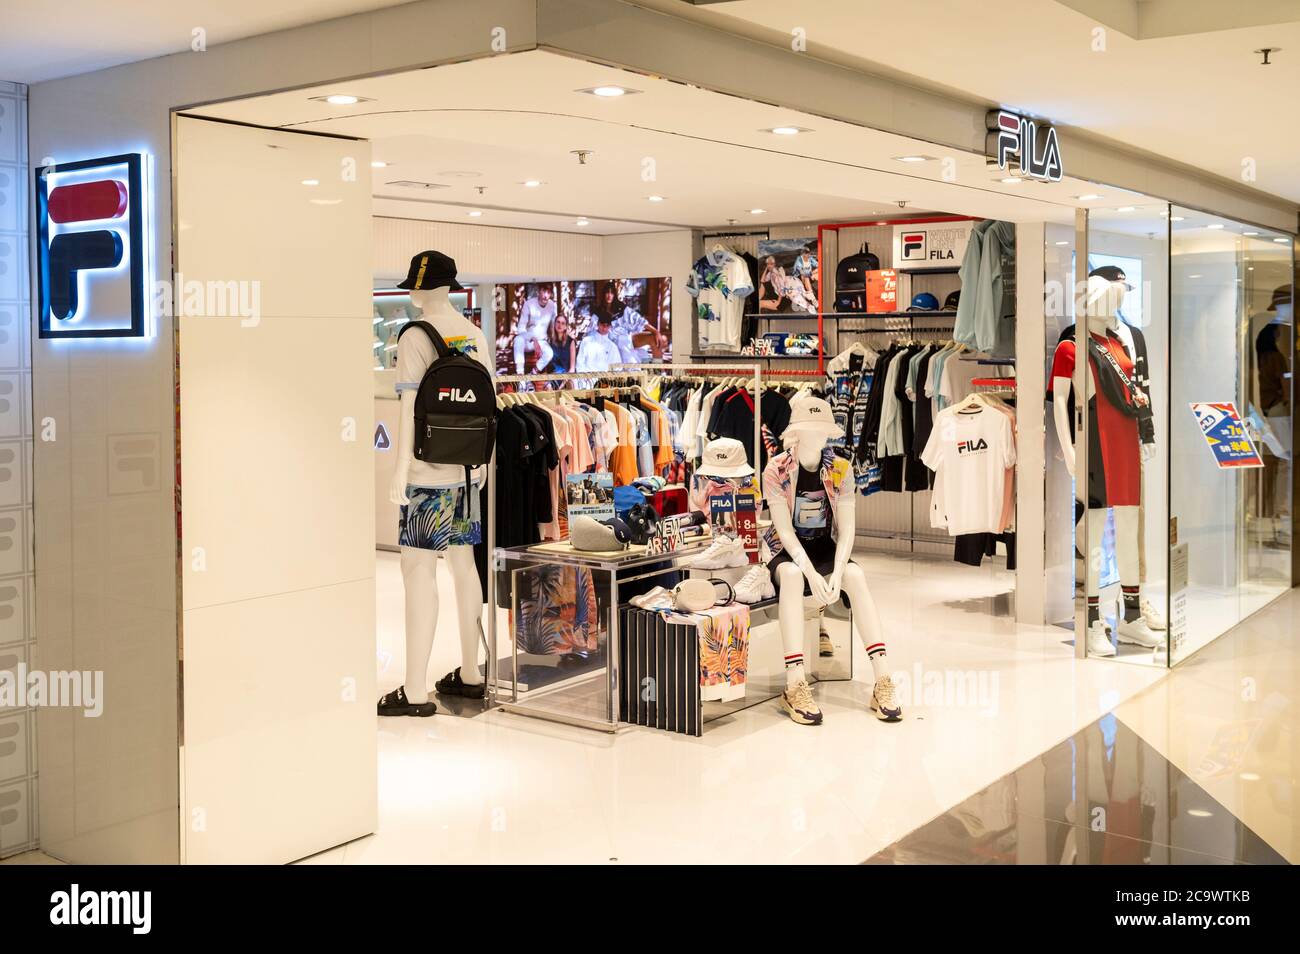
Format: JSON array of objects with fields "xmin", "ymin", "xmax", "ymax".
[
  {"xmin": 819, "ymin": 631, "xmax": 834, "ymax": 657},
  {"xmin": 869, "ymin": 674, "xmax": 903, "ymax": 722},
  {"xmin": 734, "ymin": 563, "xmax": 774, "ymax": 603},
  {"xmin": 684, "ymin": 533, "xmax": 747, "ymax": 570},
  {"xmin": 780, "ymin": 680, "xmax": 823, "ymax": 725},
  {"xmin": 377, "ymin": 685, "xmax": 437, "ymax": 717},
  {"xmin": 435, "ymin": 667, "xmax": 485, "ymax": 699},
  {"xmin": 1086, "ymin": 620, "xmax": 1116, "ymax": 657},
  {"xmin": 1140, "ymin": 598, "xmax": 1167, "ymax": 631},
  {"xmin": 1116, "ymin": 617, "xmax": 1165, "ymax": 649}
]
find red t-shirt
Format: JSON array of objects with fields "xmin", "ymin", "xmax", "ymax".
[{"xmin": 1051, "ymin": 333, "xmax": 1140, "ymax": 507}]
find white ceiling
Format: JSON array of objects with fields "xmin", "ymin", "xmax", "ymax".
[
  {"xmin": 0, "ymin": 0, "xmax": 412, "ymax": 83},
  {"xmin": 668, "ymin": 0, "xmax": 1300, "ymax": 205},
  {"xmin": 188, "ymin": 50, "xmax": 1156, "ymax": 235}
]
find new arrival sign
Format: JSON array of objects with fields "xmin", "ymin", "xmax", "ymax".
[
  {"xmin": 1189, "ymin": 402, "xmax": 1264, "ymax": 469},
  {"xmin": 35, "ymin": 153, "xmax": 148, "ymax": 339}
]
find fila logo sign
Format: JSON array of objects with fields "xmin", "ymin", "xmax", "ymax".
[
  {"xmin": 901, "ymin": 232, "xmax": 926, "ymax": 260},
  {"xmin": 36, "ymin": 153, "xmax": 148, "ymax": 338},
  {"xmin": 986, "ymin": 110, "xmax": 1063, "ymax": 182},
  {"xmin": 437, "ymin": 387, "xmax": 478, "ymax": 403},
  {"xmin": 956, "ymin": 438, "xmax": 989, "ymax": 455}
]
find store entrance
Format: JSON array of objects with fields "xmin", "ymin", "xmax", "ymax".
[{"xmin": 171, "ymin": 49, "xmax": 1135, "ymax": 862}]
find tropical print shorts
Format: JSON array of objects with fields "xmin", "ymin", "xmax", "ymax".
[{"xmin": 399, "ymin": 484, "xmax": 481, "ymax": 551}]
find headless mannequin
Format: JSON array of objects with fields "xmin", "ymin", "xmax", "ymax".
[
  {"xmin": 766, "ymin": 426, "xmax": 898, "ymax": 722},
  {"xmin": 388, "ymin": 287, "xmax": 492, "ymax": 706},
  {"xmin": 1052, "ymin": 277, "xmax": 1163, "ymax": 654}
]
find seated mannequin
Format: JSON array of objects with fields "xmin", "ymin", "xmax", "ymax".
[
  {"xmin": 1051, "ymin": 271, "xmax": 1166, "ymax": 658},
  {"xmin": 761, "ymin": 397, "xmax": 901, "ymax": 725},
  {"xmin": 378, "ymin": 250, "xmax": 493, "ymax": 717}
]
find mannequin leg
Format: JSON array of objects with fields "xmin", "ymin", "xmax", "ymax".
[
  {"xmin": 776, "ymin": 562, "xmax": 807, "ymax": 688},
  {"xmin": 838, "ymin": 562, "xmax": 889, "ymax": 681},
  {"xmin": 1085, "ymin": 507, "xmax": 1106, "ymax": 627},
  {"xmin": 445, "ymin": 544, "xmax": 484, "ymax": 685},
  {"xmin": 400, "ymin": 546, "xmax": 441, "ymax": 704},
  {"xmin": 1112, "ymin": 505, "xmax": 1141, "ymax": 621}
]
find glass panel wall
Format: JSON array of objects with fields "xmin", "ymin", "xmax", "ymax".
[
  {"xmin": 1168, "ymin": 212, "xmax": 1295, "ymax": 663},
  {"xmin": 1080, "ymin": 204, "xmax": 1170, "ymax": 665}
]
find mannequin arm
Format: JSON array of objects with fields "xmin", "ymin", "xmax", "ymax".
[
  {"xmin": 826, "ymin": 495, "xmax": 855, "ymax": 601},
  {"xmin": 389, "ymin": 390, "xmax": 416, "ymax": 505},
  {"xmin": 1052, "ymin": 378, "xmax": 1075, "ymax": 477},
  {"xmin": 768, "ymin": 495, "xmax": 832, "ymax": 603}
]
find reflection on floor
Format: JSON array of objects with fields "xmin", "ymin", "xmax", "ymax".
[{"xmin": 865, "ymin": 714, "xmax": 1285, "ymax": 864}]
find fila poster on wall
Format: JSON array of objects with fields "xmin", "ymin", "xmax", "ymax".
[
  {"xmin": 891, "ymin": 221, "xmax": 973, "ymax": 271},
  {"xmin": 35, "ymin": 152, "xmax": 149, "ymax": 338}
]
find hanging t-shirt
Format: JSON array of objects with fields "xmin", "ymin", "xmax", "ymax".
[
  {"xmin": 921, "ymin": 404, "xmax": 1016, "ymax": 535},
  {"xmin": 792, "ymin": 464, "xmax": 831, "ymax": 540},
  {"xmin": 687, "ymin": 247, "xmax": 754, "ymax": 353}
]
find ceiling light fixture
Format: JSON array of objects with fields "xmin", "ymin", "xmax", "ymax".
[
  {"xmin": 1170, "ymin": 216, "xmax": 1185, "ymax": 222},
  {"xmin": 1055, "ymin": 241, "xmax": 1069, "ymax": 246},
  {"xmin": 371, "ymin": 161, "xmax": 388, "ymax": 168},
  {"xmin": 1116, "ymin": 206, "xmax": 1136, "ymax": 212},
  {"xmin": 576, "ymin": 85, "xmax": 642, "ymax": 98},
  {"xmin": 301, "ymin": 178, "xmax": 319, "ymax": 186},
  {"xmin": 1207, "ymin": 223, "xmax": 1225, "ymax": 230},
  {"xmin": 894, "ymin": 155, "xmax": 930, "ymax": 163},
  {"xmin": 1076, "ymin": 193, "xmax": 1103, "ymax": 201},
  {"xmin": 522, "ymin": 180, "xmax": 542, "ymax": 188},
  {"xmin": 575, "ymin": 218, "xmax": 590, "ymax": 227},
  {"xmin": 308, "ymin": 94, "xmax": 373, "ymax": 106},
  {"xmin": 765, "ymin": 126, "xmax": 810, "ymax": 136},
  {"xmin": 749, "ymin": 208, "xmax": 766, "ymax": 215},
  {"xmin": 1243, "ymin": 231, "xmax": 1259, "ymax": 236},
  {"xmin": 1187, "ymin": 809, "xmax": 1214, "ymax": 818},
  {"xmin": 647, "ymin": 195, "xmax": 665, "ymax": 202},
  {"xmin": 1274, "ymin": 237, "xmax": 1290, "ymax": 243},
  {"xmin": 468, "ymin": 210, "xmax": 483, "ymax": 217},
  {"xmin": 1189, "ymin": 274, "xmax": 1202, "ymax": 279}
]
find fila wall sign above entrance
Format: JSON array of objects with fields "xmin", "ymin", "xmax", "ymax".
[
  {"xmin": 986, "ymin": 110, "xmax": 1063, "ymax": 183},
  {"xmin": 35, "ymin": 153, "xmax": 149, "ymax": 339}
]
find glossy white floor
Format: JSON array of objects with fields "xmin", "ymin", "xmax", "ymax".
[{"xmin": 298, "ymin": 548, "xmax": 1165, "ymax": 864}]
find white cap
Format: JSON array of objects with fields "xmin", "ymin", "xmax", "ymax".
[
  {"xmin": 697, "ymin": 437, "xmax": 754, "ymax": 478},
  {"xmin": 784, "ymin": 397, "xmax": 841, "ymax": 441}
]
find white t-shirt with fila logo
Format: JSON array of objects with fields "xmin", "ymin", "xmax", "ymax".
[
  {"xmin": 396, "ymin": 310, "xmax": 492, "ymax": 489},
  {"xmin": 921, "ymin": 404, "xmax": 1015, "ymax": 535}
]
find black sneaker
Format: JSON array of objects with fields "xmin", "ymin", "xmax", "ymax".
[
  {"xmin": 377, "ymin": 685, "xmax": 436, "ymax": 717},
  {"xmin": 435, "ymin": 667, "xmax": 485, "ymax": 699}
]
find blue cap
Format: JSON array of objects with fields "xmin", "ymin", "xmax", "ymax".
[{"xmin": 908, "ymin": 292, "xmax": 940, "ymax": 311}]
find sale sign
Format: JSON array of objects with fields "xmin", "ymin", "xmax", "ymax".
[{"xmin": 1189, "ymin": 402, "xmax": 1264, "ymax": 469}]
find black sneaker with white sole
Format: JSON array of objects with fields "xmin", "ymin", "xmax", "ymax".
[
  {"xmin": 435, "ymin": 667, "xmax": 485, "ymax": 699},
  {"xmin": 377, "ymin": 685, "xmax": 437, "ymax": 717}
]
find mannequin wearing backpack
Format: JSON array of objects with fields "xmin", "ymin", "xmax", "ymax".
[{"xmin": 379, "ymin": 251, "xmax": 494, "ymax": 717}]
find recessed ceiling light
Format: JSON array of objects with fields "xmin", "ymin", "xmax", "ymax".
[
  {"xmin": 1274, "ymin": 237, "xmax": 1290, "ymax": 243},
  {"xmin": 371, "ymin": 161, "xmax": 389, "ymax": 168},
  {"xmin": 522, "ymin": 179, "xmax": 542, "ymax": 188},
  {"xmin": 1116, "ymin": 206, "xmax": 1136, "ymax": 212},
  {"xmin": 575, "ymin": 218, "xmax": 590, "ymax": 227},
  {"xmin": 1207, "ymin": 223, "xmax": 1225, "ymax": 230},
  {"xmin": 576, "ymin": 85, "xmax": 642, "ymax": 98},
  {"xmin": 301, "ymin": 178, "xmax": 319, "ymax": 186},
  {"xmin": 1243, "ymin": 231, "xmax": 1259, "ymax": 236},
  {"xmin": 1076, "ymin": 193, "xmax": 1104, "ymax": 201},
  {"xmin": 749, "ymin": 208, "xmax": 766, "ymax": 214},
  {"xmin": 894, "ymin": 155, "xmax": 930, "ymax": 163},
  {"xmin": 647, "ymin": 195, "xmax": 665, "ymax": 202},
  {"xmin": 467, "ymin": 210, "xmax": 483, "ymax": 217},
  {"xmin": 309, "ymin": 94, "xmax": 372, "ymax": 106},
  {"xmin": 765, "ymin": 126, "xmax": 810, "ymax": 136},
  {"xmin": 1170, "ymin": 215, "xmax": 1185, "ymax": 222}
]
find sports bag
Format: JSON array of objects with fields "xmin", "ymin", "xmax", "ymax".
[{"xmin": 397, "ymin": 320, "xmax": 497, "ymax": 494}]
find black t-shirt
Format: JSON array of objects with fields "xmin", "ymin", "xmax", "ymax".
[{"xmin": 792, "ymin": 464, "xmax": 831, "ymax": 540}]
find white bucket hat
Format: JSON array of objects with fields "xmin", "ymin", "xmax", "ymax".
[
  {"xmin": 697, "ymin": 437, "xmax": 754, "ymax": 478},
  {"xmin": 784, "ymin": 397, "xmax": 841, "ymax": 441}
]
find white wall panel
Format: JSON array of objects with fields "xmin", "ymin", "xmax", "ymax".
[{"xmin": 375, "ymin": 216, "xmax": 601, "ymax": 284}]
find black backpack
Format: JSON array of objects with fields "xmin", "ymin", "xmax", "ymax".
[
  {"xmin": 397, "ymin": 320, "xmax": 497, "ymax": 494},
  {"xmin": 835, "ymin": 243, "xmax": 880, "ymax": 290}
]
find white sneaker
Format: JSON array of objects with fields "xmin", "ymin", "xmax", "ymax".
[
  {"xmin": 685, "ymin": 533, "xmax": 747, "ymax": 570},
  {"xmin": 870, "ymin": 674, "xmax": 903, "ymax": 722},
  {"xmin": 1117, "ymin": 616, "xmax": 1165, "ymax": 648},
  {"xmin": 780, "ymin": 680, "xmax": 823, "ymax": 725},
  {"xmin": 818, "ymin": 631, "xmax": 834, "ymax": 657},
  {"xmin": 630, "ymin": 586, "xmax": 674, "ymax": 610},
  {"xmin": 1139, "ymin": 598, "xmax": 1167, "ymax": 632},
  {"xmin": 1086, "ymin": 620, "xmax": 1116, "ymax": 657},
  {"xmin": 734, "ymin": 563, "xmax": 774, "ymax": 603}
]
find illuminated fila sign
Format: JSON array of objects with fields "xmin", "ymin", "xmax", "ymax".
[
  {"xmin": 986, "ymin": 110, "xmax": 1063, "ymax": 182},
  {"xmin": 36, "ymin": 153, "xmax": 148, "ymax": 338}
]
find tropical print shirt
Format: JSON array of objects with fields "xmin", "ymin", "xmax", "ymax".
[{"xmin": 761, "ymin": 447, "xmax": 852, "ymax": 559}]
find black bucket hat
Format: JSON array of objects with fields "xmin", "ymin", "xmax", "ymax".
[{"xmin": 397, "ymin": 249, "xmax": 464, "ymax": 291}]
